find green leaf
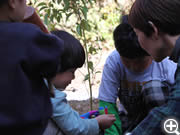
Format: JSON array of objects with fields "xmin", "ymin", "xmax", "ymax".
[
  {"xmin": 88, "ymin": 0, "xmax": 93, "ymax": 5},
  {"xmin": 89, "ymin": 46, "xmax": 96, "ymax": 54},
  {"xmin": 66, "ymin": 12, "xmax": 73, "ymax": 21},
  {"xmin": 39, "ymin": 6, "xmax": 48, "ymax": 12},
  {"xmin": 88, "ymin": 61, "xmax": 93, "ymax": 71},
  {"xmin": 81, "ymin": 0, "xmax": 86, "ymax": 6},
  {"xmin": 52, "ymin": 9, "xmax": 58, "ymax": 18},
  {"xmin": 83, "ymin": 74, "xmax": 90, "ymax": 81},
  {"xmin": 81, "ymin": 6, "xmax": 88, "ymax": 19},
  {"xmin": 76, "ymin": 24, "xmax": 82, "ymax": 36},
  {"xmin": 44, "ymin": 13, "xmax": 49, "ymax": 25},
  {"xmin": 95, "ymin": 71, "xmax": 101, "ymax": 74},
  {"xmin": 37, "ymin": 2, "xmax": 47, "ymax": 7},
  {"xmin": 63, "ymin": 0, "xmax": 70, "ymax": 10},
  {"xmin": 80, "ymin": 19, "xmax": 91, "ymax": 31},
  {"xmin": 48, "ymin": 2, "xmax": 54, "ymax": 8},
  {"xmin": 50, "ymin": 14, "xmax": 54, "ymax": 22},
  {"xmin": 47, "ymin": 9, "xmax": 51, "ymax": 15},
  {"xmin": 57, "ymin": 0, "xmax": 62, "ymax": 4},
  {"xmin": 102, "ymin": 13, "xmax": 108, "ymax": 20},
  {"xmin": 56, "ymin": 14, "xmax": 61, "ymax": 22}
]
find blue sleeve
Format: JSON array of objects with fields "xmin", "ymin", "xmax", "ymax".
[{"xmin": 51, "ymin": 90, "xmax": 99, "ymax": 135}]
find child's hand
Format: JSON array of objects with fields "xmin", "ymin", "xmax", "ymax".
[{"xmin": 95, "ymin": 114, "xmax": 116, "ymax": 129}]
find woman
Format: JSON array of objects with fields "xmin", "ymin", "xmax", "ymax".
[{"xmin": 128, "ymin": 0, "xmax": 180, "ymax": 134}]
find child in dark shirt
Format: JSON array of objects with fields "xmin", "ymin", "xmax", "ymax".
[{"xmin": 0, "ymin": 0, "xmax": 64, "ymax": 134}]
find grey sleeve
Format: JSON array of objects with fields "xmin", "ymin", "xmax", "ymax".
[{"xmin": 98, "ymin": 54, "xmax": 121, "ymax": 103}]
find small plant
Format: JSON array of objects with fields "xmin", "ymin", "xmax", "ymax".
[
  {"xmin": 28, "ymin": 0, "xmax": 99, "ymax": 110},
  {"xmin": 27, "ymin": 0, "xmax": 124, "ymax": 111}
]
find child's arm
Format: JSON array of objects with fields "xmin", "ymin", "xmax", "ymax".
[
  {"xmin": 99, "ymin": 100, "xmax": 123, "ymax": 135},
  {"xmin": 51, "ymin": 90, "xmax": 116, "ymax": 135},
  {"xmin": 51, "ymin": 90, "xmax": 99, "ymax": 135}
]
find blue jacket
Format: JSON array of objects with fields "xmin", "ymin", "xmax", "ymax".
[
  {"xmin": 51, "ymin": 89, "xmax": 99, "ymax": 135},
  {"xmin": 0, "ymin": 22, "xmax": 64, "ymax": 135}
]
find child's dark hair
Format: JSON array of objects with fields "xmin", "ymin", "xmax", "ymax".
[
  {"xmin": 113, "ymin": 15, "xmax": 149, "ymax": 59},
  {"xmin": 51, "ymin": 30, "xmax": 85, "ymax": 72},
  {"xmin": 0, "ymin": 0, "xmax": 7, "ymax": 7}
]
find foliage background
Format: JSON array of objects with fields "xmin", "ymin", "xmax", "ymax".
[{"xmin": 27, "ymin": 0, "xmax": 134, "ymax": 110}]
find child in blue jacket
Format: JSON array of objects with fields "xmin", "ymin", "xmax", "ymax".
[{"xmin": 43, "ymin": 30, "xmax": 116, "ymax": 135}]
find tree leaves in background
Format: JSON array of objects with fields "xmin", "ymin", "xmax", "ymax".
[
  {"xmin": 80, "ymin": 19, "xmax": 91, "ymax": 31},
  {"xmin": 76, "ymin": 24, "xmax": 82, "ymax": 36},
  {"xmin": 44, "ymin": 13, "xmax": 49, "ymax": 25},
  {"xmin": 88, "ymin": 61, "xmax": 94, "ymax": 72},
  {"xmin": 63, "ymin": 0, "xmax": 69, "ymax": 10},
  {"xmin": 81, "ymin": 6, "xmax": 88, "ymax": 19},
  {"xmin": 27, "ymin": 0, "xmax": 123, "ymax": 111}
]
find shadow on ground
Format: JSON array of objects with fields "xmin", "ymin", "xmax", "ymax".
[{"xmin": 68, "ymin": 99, "xmax": 99, "ymax": 115}]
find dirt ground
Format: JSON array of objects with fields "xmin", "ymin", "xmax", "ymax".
[{"xmin": 68, "ymin": 99, "xmax": 99, "ymax": 115}]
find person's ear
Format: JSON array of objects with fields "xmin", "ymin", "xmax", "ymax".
[
  {"xmin": 148, "ymin": 21, "xmax": 159, "ymax": 40},
  {"xmin": 8, "ymin": 0, "xmax": 16, "ymax": 9}
]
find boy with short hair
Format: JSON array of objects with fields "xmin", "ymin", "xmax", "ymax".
[
  {"xmin": 43, "ymin": 30, "xmax": 116, "ymax": 135},
  {"xmin": 98, "ymin": 15, "xmax": 177, "ymax": 134},
  {"xmin": 0, "ymin": 0, "xmax": 64, "ymax": 134}
]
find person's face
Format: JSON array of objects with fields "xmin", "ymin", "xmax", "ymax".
[
  {"xmin": 51, "ymin": 68, "xmax": 76, "ymax": 90},
  {"xmin": 121, "ymin": 56, "xmax": 152, "ymax": 73},
  {"xmin": 9, "ymin": 0, "xmax": 27, "ymax": 22},
  {"xmin": 134, "ymin": 28, "xmax": 169, "ymax": 62}
]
